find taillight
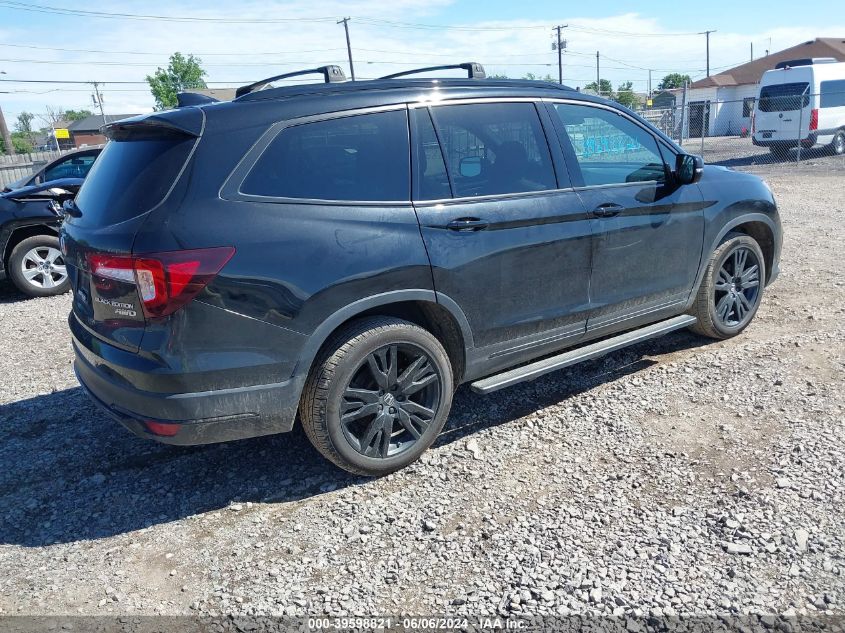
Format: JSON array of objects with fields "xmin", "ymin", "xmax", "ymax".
[
  {"xmin": 88, "ymin": 247, "xmax": 234, "ymax": 318},
  {"xmin": 809, "ymin": 108, "xmax": 819, "ymax": 132}
]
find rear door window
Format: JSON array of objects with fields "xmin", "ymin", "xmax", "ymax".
[
  {"xmin": 427, "ymin": 102, "xmax": 557, "ymax": 198},
  {"xmin": 758, "ymin": 82, "xmax": 810, "ymax": 112},
  {"xmin": 240, "ymin": 109, "xmax": 410, "ymax": 202},
  {"xmin": 412, "ymin": 108, "xmax": 451, "ymax": 200}
]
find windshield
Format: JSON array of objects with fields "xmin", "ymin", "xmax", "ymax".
[{"xmin": 759, "ymin": 82, "xmax": 810, "ymax": 112}]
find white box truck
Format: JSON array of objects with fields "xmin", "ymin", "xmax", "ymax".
[{"xmin": 753, "ymin": 58, "xmax": 845, "ymax": 155}]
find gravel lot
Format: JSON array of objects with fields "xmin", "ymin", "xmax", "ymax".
[{"xmin": 0, "ymin": 159, "xmax": 843, "ymax": 619}]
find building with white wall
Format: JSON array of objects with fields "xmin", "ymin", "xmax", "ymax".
[{"xmin": 686, "ymin": 37, "xmax": 845, "ymax": 137}]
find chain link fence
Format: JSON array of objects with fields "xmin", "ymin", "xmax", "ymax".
[{"xmin": 640, "ymin": 90, "xmax": 845, "ymax": 167}]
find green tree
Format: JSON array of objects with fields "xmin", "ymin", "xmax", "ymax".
[
  {"xmin": 584, "ymin": 79, "xmax": 614, "ymax": 97},
  {"xmin": 63, "ymin": 109, "xmax": 93, "ymax": 122},
  {"xmin": 15, "ymin": 112, "xmax": 35, "ymax": 136},
  {"xmin": 657, "ymin": 73, "xmax": 692, "ymax": 90},
  {"xmin": 614, "ymin": 81, "xmax": 641, "ymax": 109},
  {"xmin": 146, "ymin": 52, "xmax": 208, "ymax": 111},
  {"xmin": 523, "ymin": 73, "xmax": 557, "ymax": 83},
  {"xmin": 0, "ymin": 131, "xmax": 34, "ymax": 154},
  {"xmin": 487, "ymin": 73, "xmax": 510, "ymax": 79}
]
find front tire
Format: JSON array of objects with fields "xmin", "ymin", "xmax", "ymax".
[
  {"xmin": 300, "ymin": 317, "xmax": 454, "ymax": 476},
  {"xmin": 689, "ymin": 233, "xmax": 765, "ymax": 340},
  {"xmin": 8, "ymin": 235, "xmax": 70, "ymax": 297}
]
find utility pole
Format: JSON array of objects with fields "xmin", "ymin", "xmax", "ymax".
[
  {"xmin": 91, "ymin": 82, "xmax": 106, "ymax": 127},
  {"xmin": 596, "ymin": 51, "xmax": 600, "ymax": 94},
  {"xmin": 750, "ymin": 42, "xmax": 754, "ymax": 62},
  {"xmin": 553, "ymin": 25, "xmax": 567, "ymax": 85},
  {"xmin": 0, "ymin": 70, "xmax": 12, "ymax": 156},
  {"xmin": 703, "ymin": 30, "xmax": 716, "ymax": 77},
  {"xmin": 648, "ymin": 69, "xmax": 653, "ymax": 97},
  {"xmin": 0, "ymin": 104, "xmax": 13, "ymax": 156},
  {"xmin": 338, "ymin": 18, "xmax": 355, "ymax": 81}
]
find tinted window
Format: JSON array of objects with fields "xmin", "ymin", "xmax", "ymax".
[
  {"xmin": 43, "ymin": 154, "xmax": 97, "ymax": 182},
  {"xmin": 429, "ymin": 103, "xmax": 556, "ymax": 197},
  {"xmin": 552, "ymin": 103, "xmax": 666, "ymax": 186},
  {"xmin": 74, "ymin": 134, "xmax": 194, "ymax": 227},
  {"xmin": 241, "ymin": 110, "xmax": 410, "ymax": 202},
  {"xmin": 820, "ymin": 79, "xmax": 845, "ymax": 108},
  {"xmin": 758, "ymin": 82, "xmax": 810, "ymax": 112},
  {"xmin": 413, "ymin": 109, "xmax": 451, "ymax": 200}
]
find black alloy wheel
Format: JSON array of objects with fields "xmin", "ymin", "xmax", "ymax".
[
  {"xmin": 340, "ymin": 342, "xmax": 442, "ymax": 459},
  {"xmin": 713, "ymin": 245, "xmax": 761, "ymax": 328},
  {"xmin": 300, "ymin": 317, "xmax": 454, "ymax": 476}
]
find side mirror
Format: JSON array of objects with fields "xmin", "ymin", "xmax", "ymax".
[
  {"xmin": 675, "ymin": 154, "xmax": 704, "ymax": 185},
  {"xmin": 459, "ymin": 156, "xmax": 482, "ymax": 178}
]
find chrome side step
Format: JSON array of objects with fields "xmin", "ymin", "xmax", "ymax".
[{"xmin": 470, "ymin": 314, "xmax": 697, "ymax": 395}]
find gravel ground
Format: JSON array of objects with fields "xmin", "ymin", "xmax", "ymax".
[
  {"xmin": 0, "ymin": 161, "xmax": 843, "ymax": 619},
  {"xmin": 687, "ymin": 135, "xmax": 845, "ymax": 169}
]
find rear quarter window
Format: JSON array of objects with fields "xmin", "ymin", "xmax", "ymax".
[{"xmin": 239, "ymin": 109, "xmax": 410, "ymax": 202}]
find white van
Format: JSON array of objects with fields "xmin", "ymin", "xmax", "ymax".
[{"xmin": 753, "ymin": 58, "xmax": 845, "ymax": 155}]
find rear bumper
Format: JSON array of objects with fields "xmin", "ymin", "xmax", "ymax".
[
  {"xmin": 72, "ymin": 333, "xmax": 301, "ymax": 446},
  {"xmin": 752, "ymin": 134, "xmax": 817, "ymax": 148}
]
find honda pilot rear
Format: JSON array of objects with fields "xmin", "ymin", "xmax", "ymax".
[{"xmin": 63, "ymin": 106, "xmax": 302, "ymax": 444}]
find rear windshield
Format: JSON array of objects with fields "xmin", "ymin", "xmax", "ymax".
[
  {"xmin": 73, "ymin": 132, "xmax": 195, "ymax": 226},
  {"xmin": 758, "ymin": 82, "xmax": 810, "ymax": 112}
]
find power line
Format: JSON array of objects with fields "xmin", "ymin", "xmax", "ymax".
[
  {"xmin": 0, "ymin": 50, "xmax": 737, "ymax": 76},
  {"xmin": 0, "ymin": 42, "xmax": 349, "ymax": 57},
  {"xmin": 565, "ymin": 24, "xmax": 703, "ymax": 38},
  {"xmin": 0, "ymin": 1, "xmax": 338, "ymax": 23},
  {"xmin": 0, "ymin": 42, "xmax": 562, "ymax": 60},
  {"xmin": 352, "ymin": 18, "xmax": 547, "ymax": 32},
  {"xmin": 0, "ymin": 57, "xmax": 657, "ymax": 69},
  {"xmin": 0, "ymin": 2, "xmax": 725, "ymax": 42}
]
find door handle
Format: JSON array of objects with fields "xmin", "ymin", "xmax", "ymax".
[
  {"xmin": 593, "ymin": 203, "xmax": 624, "ymax": 218},
  {"xmin": 446, "ymin": 217, "xmax": 489, "ymax": 232}
]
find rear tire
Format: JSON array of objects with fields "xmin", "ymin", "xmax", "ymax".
[
  {"xmin": 300, "ymin": 317, "xmax": 454, "ymax": 476},
  {"xmin": 689, "ymin": 233, "xmax": 766, "ymax": 340},
  {"xmin": 831, "ymin": 130, "xmax": 845, "ymax": 156},
  {"xmin": 768, "ymin": 144, "xmax": 791, "ymax": 159},
  {"xmin": 8, "ymin": 235, "xmax": 70, "ymax": 298}
]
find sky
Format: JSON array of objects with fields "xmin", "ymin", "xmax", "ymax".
[{"xmin": 0, "ymin": 0, "xmax": 844, "ymax": 127}]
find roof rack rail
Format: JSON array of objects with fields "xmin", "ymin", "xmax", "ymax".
[
  {"xmin": 378, "ymin": 62, "xmax": 486, "ymax": 80},
  {"xmin": 236, "ymin": 65, "xmax": 347, "ymax": 98}
]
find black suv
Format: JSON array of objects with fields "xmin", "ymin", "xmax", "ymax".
[{"xmin": 62, "ymin": 63, "xmax": 782, "ymax": 476}]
